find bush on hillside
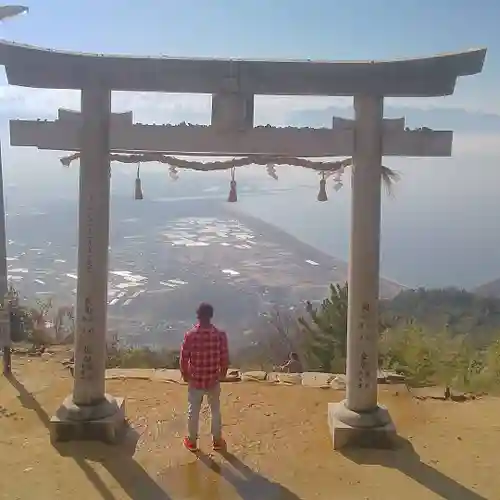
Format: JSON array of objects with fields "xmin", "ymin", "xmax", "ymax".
[
  {"xmin": 4, "ymin": 290, "xmax": 75, "ymax": 346},
  {"xmin": 297, "ymin": 282, "xmax": 389, "ymax": 373},
  {"xmin": 234, "ymin": 283, "xmax": 500, "ymax": 394},
  {"xmin": 231, "ymin": 307, "xmax": 305, "ymax": 371},
  {"xmin": 379, "ymin": 326, "xmax": 482, "ymax": 389},
  {"xmin": 469, "ymin": 340, "xmax": 500, "ymax": 393},
  {"xmin": 381, "ymin": 287, "xmax": 500, "ymax": 346},
  {"xmin": 106, "ymin": 345, "xmax": 180, "ymax": 369},
  {"xmin": 297, "ymin": 283, "xmax": 349, "ymax": 373},
  {"xmin": 379, "ymin": 325, "xmax": 435, "ymax": 386}
]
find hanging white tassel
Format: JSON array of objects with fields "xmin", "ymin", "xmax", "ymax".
[
  {"xmin": 266, "ymin": 163, "xmax": 278, "ymax": 180},
  {"xmin": 169, "ymin": 165, "xmax": 179, "ymax": 181},
  {"xmin": 331, "ymin": 165, "xmax": 345, "ymax": 191}
]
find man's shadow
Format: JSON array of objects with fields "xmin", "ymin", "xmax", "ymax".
[
  {"xmin": 195, "ymin": 449, "xmax": 302, "ymax": 500},
  {"xmin": 341, "ymin": 435, "xmax": 488, "ymax": 500},
  {"xmin": 6, "ymin": 374, "xmax": 171, "ymax": 500}
]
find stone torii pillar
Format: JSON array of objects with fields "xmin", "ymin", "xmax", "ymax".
[
  {"xmin": 328, "ymin": 94, "xmax": 394, "ymax": 449},
  {"xmin": 50, "ymin": 84, "xmax": 125, "ymax": 442}
]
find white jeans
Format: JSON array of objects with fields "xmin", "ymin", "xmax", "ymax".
[{"xmin": 187, "ymin": 383, "xmax": 222, "ymax": 441}]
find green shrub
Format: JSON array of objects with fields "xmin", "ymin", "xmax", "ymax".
[
  {"xmin": 379, "ymin": 325, "xmax": 436, "ymax": 386},
  {"xmin": 294, "ymin": 283, "xmax": 500, "ymax": 393},
  {"xmin": 297, "ymin": 283, "xmax": 348, "ymax": 372}
]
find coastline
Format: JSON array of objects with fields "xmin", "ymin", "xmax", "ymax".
[{"xmin": 225, "ymin": 203, "xmax": 405, "ymax": 299}]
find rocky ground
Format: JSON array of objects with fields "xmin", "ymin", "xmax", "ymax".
[{"xmin": 0, "ymin": 350, "xmax": 499, "ymax": 499}]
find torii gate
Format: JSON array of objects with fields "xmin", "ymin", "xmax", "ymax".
[{"xmin": 1, "ymin": 40, "xmax": 486, "ymax": 448}]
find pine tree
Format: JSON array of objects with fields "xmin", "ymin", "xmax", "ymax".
[{"xmin": 298, "ymin": 283, "xmax": 348, "ymax": 372}]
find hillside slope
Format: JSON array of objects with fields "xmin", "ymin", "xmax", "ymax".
[
  {"xmin": 473, "ymin": 278, "xmax": 500, "ymax": 298},
  {"xmin": 382, "ymin": 287, "xmax": 500, "ymax": 345}
]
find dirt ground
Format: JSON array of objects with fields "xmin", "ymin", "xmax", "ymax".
[{"xmin": 1, "ymin": 353, "xmax": 499, "ymax": 500}]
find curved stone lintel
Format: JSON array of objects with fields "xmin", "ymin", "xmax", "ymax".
[{"xmin": 0, "ymin": 40, "xmax": 486, "ymax": 96}]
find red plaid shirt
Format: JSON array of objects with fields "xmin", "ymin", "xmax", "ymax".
[{"xmin": 180, "ymin": 323, "xmax": 229, "ymax": 389}]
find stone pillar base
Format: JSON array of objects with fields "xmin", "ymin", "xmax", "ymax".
[
  {"xmin": 328, "ymin": 400, "xmax": 396, "ymax": 450},
  {"xmin": 50, "ymin": 394, "xmax": 126, "ymax": 444}
]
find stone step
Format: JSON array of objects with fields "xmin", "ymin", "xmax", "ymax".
[{"xmin": 98, "ymin": 367, "xmax": 401, "ymax": 389}]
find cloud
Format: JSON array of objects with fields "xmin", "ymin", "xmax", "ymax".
[
  {"xmin": 0, "ymin": 85, "xmax": 498, "ymax": 157},
  {"xmin": 0, "ymin": 84, "xmax": 352, "ymax": 124},
  {"xmin": 452, "ymin": 133, "xmax": 499, "ymax": 157}
]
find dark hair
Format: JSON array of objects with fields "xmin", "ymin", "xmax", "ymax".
[
  {"xmin": 290, "ymin": 352, "xmax": 299, "ymax": 360},
  {"xmin": 197, "ymin": 302, "xmax": 214, "ymax": 320}
]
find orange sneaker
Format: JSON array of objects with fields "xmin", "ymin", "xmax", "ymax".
[
  {"xmin": 183, "ymin": 437, "xmax": 198, "ymax": 452},
  {"xmin": 213, "ymin": 438, "xmax": 226, "ymax": 451}
]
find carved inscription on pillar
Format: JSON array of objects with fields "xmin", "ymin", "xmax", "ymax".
[
  {"xmin": 77, "ymin": 193, "xmax": 96, "ymax": 382},
  {"xmin": 358, "ymin": 301, "xmax": 373, "ymax": 389},
  {"xmin": 358, "ymin": 351, "xmax": 369, "ymax": 389},
  {"xmin": 86, "ymin": 194, "xmax": 94, "ymax": 274},
  {"xmin": 78, "ymin": 297, "xmax": 95, "ymax": 381}
]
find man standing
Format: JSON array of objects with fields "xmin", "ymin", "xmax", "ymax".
[{"xmin": 180, "ymin": 302, "xmax": 229, "ymax": 452}]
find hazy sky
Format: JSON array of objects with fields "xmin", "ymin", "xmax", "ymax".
[{"xmin": 0, "ymin": 0, "xmax": 497, "ymax": 119}]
